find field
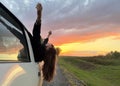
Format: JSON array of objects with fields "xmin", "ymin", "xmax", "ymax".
[{"xmin": 58, "ymin": 56, "xmax": 120, "ymax": 86}]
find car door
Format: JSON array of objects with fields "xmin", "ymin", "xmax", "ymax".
[{"xmin": 0, "ymin": 2, "xmax": 39, "ymax": 86}]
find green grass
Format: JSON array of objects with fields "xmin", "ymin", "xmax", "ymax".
[{"xmin": 59, "ymin": 56, "xmax": 120, "ymax": 86}]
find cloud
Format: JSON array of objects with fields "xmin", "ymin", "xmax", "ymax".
[
  {"xmin": 44, "ymin": 0, "xmax": 120, "ymax": 45},
  {"xmin": 51, "ymin": 23, "xmax": 120, "ymax": 45},
  {"xmin": 1, "ymin": 0, "xmax": 120, "ymax": 45}
]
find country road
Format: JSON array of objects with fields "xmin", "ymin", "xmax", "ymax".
[{"xmin": 43, "ymin": 65, "xmax": 70, "ymax": 86}]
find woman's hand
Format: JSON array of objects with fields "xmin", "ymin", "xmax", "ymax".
[
  {"xmin": 47, "ymin": 31, "xmax": 52, "ymax": 38},
  {"xmin": 36, "ymin": 3, "xmax": 42, "ymax": 24},
  {"xmin": 36, "ymin": 3, "xmax": 42, "ymax": 11},
  {"xmin": 48, "ymin": 31, "xmax": 52, "ymax": 36},
  {"xmin": 39, "ymin": 61, "xmax": 44, "ymax": 70}
]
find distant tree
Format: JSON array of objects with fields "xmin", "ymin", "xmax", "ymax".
[
  {"xmin": 106, "ymin": 51, "xmax": 112, "ymax": 58},
  {"xmin": 106, "ymin": 51, "xmax": 120, "ymax": 58},
  {"xmin": 56, "ymin": 47, "xmax": 62, "ymax": 56},
  {"xmin": 112, "ymin": 51, "xmax": 120, "ymax": 58}
]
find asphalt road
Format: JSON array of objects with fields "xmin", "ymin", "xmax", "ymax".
[{"xmin": 43, "ymin": 65, "xmax": 70, "ymax": 86}]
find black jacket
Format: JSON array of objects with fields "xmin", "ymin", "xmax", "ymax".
[{"xmin": 30, "ymin": 23, "xmax": 48, "ymax": 62}]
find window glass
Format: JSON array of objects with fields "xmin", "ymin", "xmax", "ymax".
[{"xmin": 0, "ymin": 8, "xmax": 30, "ymax": 62}]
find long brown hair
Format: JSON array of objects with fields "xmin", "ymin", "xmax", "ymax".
[{"xmin": 42, "ymin": 45, "xmax": 57, "ymax": 82}]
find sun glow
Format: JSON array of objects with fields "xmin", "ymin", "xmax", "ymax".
[
  {"xmin": 57, "ymin": 36, "xmax": 120, "ymax": 56},
  {"xmin": 0, "ymin": 54, "xmax": 18, "ymax": 61}
]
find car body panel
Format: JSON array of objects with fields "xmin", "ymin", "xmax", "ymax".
[
  {"xmin": 0, "ymin": 2, "xmax": 39, "ymax": 86},
  {"xmin": 0, "ymin": 63, "xmax": 39, "ymax": 86}
]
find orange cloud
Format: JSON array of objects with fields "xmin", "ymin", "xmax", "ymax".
[
  {"xmin": 51, "ymin": 30, "xmax": 120, "ymax": 46},
  {"xmin": 55, "ymin": 35, "xmax": 120, "ymax": 56}
]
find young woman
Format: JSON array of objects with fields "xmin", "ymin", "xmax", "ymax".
[
  {"xmin": 0, "ymin": 3, "xmax": 58, "ymax": 85},
  {"xmin": 32, "ymin": 3, "xmax": 57, "ymax": 84}
]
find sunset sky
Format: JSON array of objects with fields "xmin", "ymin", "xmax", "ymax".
[{"xmin": 1, "ymin": 0, "xmax": 120, "ymax": 56}]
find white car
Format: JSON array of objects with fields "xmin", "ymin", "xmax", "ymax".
[{"xmin": 0, "ymin": 2, "xmax": 40, "ymax": 86}]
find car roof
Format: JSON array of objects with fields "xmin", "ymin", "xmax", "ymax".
[{"xmin": 0, "ymin": 2, "xmax": 28, "ymax": 32}]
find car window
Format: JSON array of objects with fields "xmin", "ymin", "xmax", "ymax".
[{"xmin": 0, "ymin": 5, "xmax": 30, "ymax": 62}]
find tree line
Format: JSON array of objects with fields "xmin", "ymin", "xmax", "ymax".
[{"xmin": 106, "ymin": 51, "xmax": 120, "ymax": 59}]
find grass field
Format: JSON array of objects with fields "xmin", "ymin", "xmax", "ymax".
[{"xmin": 59, "ymin": 56, "xmax": 120, "ymax": 86}]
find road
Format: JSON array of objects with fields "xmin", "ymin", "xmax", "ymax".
[{"xmin": 43, "ymin": 65, "xmax": 70, "ymax": 86}]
